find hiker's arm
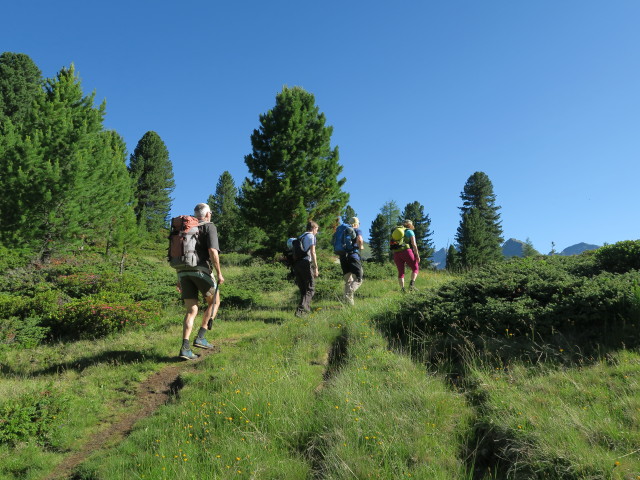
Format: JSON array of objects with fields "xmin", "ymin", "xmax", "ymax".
[
  {"xmin": 356, "ymin": 234, "xmax": 364, "ymax": 250},
  {"xmin": 209, "ymin": 248, "xmax": 225, "ymax": 284},
  {"xmin": 410, "ymin": 236, "xmax": 420, "ymax": 263},
  {"xmin": 310, "ymin": 245, "xmax": 319, "ymax": 277}
]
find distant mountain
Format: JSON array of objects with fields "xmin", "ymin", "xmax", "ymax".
[
  {"xmin": 556, "ymin": 242, "xmax": 600, "ymax": 256},
  {"xmin": 430, "ymin": 248, "xmax": 447, "ymax": 269},
  {"xmin": 502, "ymin": 238, "xmax": 525, "ymax": 258},
  {"xmin": 428, "ymin": 240, "xmax": 600, "ymax": 268}
]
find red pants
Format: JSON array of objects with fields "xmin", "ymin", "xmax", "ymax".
[{"xmin": 393, "ymin": 249, "xmax": 419, "ymax": 278}]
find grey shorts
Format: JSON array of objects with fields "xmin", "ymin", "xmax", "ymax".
[{"xmin": 178, "ymin": 271, "xmax": 217, "ymax": 300}]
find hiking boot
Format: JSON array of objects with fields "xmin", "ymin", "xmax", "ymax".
[
  {"xmin": 193, "ymin": 337, "xmax": 214, "ymax": 349},
  {"xmin": 179, "ymin": 348, "xmax": 199, "ymax": 360}
]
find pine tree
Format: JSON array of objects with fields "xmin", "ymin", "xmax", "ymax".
[
  {"xmin": 129, "ymin": 131, "xmax": 175, "ymax": 234},
  {"xmin": 0, "ymin": 63, "xmax": 134, "ymax": 258},
  {"xmin": 522, "ymin": 237, "xmax": 540, "ymax": 257},
  {"xmin": 380, "ymin": 200, "xmax": 400, "ymax": 260},
  {"xmin": 369, "ymin": 213, "xmax": 388, "ymax": 263},
  {"xmin": 0, "ymin": 52, "xmax": 42, "ymax": 127},
  {"xmin": 446, "ymin": 244, "xmax": 459, "ymax": 271},
  {"xmin": 399, "ymin": 201, "xmax": 435, "ymax": 262},
  {"xmin": 240, "ymin": 86, "xmax": 348, "ymax": 252},
  {"xmin": 342, "ymin": 205, "xmax": 357, "ymax": 224},
  {"xmin": 207, "ymin": 171, "xmax": 241, "ymax": 252},
  {"xmin": 454, "ymin": 171, "xmax": 503, "ymax": 268}
]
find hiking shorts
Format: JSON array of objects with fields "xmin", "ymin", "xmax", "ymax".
[
  {"xmin": 339, "ymin": 253, "xmax": 363, "ymax": 282},
  {"xmin": 178, "ymin": 271, "xmax": 217, "ymax": 300}
]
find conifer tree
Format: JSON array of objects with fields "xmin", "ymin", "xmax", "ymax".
[
  {"xmin": 342, "ymin": 205, "xmax": 357, "ymax": 223},
  {"xmin": 0, "ymin": 63, "xmax": 133, "ymax": 258},
  {"xmin": 455, "ymin": 171, "xmax": 503, "ymax": 267},
  {"xmin": 522, "ymin": 237, "xmax": 540, "ymax": 257},
  {"xmin": 399, "ymin": 201, "xmax": 435, "ymax": 262},
  {"xmin": 381, "ymin": 200, "xmax": 401, "ymax": 234},
  {"xmin": 369, "ymin": 213, "xmax": 388, "ymax": 263},
  {"xmin": 446, "ymin": 244, "xmax": 459, "ymax": 271},
  {"xmin": 129, "ymin": 131, "xmax": 175, "ymax": 234},
  {"xmin": 0, "ymin": 52, "xmax": 42, "ymax": 127},
  {"xmin": 208, "ymin": 171, "xmax": 241, "ymax": 252},
  {"xmin": 240, "ymin": 86, "xmax": 348, "ymax": 252}
]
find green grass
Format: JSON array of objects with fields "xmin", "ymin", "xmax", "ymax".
[
  {"xmin": 1, "ymin": 258, "xmax": 639, "ymax": 480},
  {"xmin": 468, "ymin": 350, "xmax": 640, "ymax": 479},
  {"xmin": 75, "ymin": 274, "xmax": 474, "ymax": 479}
]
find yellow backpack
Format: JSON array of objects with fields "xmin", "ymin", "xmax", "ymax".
[{"xmin": 390, "ymin": 226, "xmax": 409, "ymax": 251}]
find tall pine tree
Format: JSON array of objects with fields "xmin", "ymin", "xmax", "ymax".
[
  {"xmin": 455, "ymin": 171, "xmax": 504, "ymax": 268},
  {"xmin": 0, "ymin": 63, "xmax": 133, "ymax": 258},
  {"xmin": 240, "ymin": 86, "xmax": 348, "ymax": 252},
  {"xmin": 399, "ymin": 201, "xmax": 435, "ymax": 262},
  {"xmin": 207, "ymin": 171, "xmax": 241, "ymax": 252},
  {"xmin": 128, "ymin": 131, "xmax": 175, "ymax": 234},
  {"xmin": 368, "ymin": 213, "xmax": 388, "ymax": 263}
]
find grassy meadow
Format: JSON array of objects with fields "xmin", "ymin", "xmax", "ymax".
[{"xmin": 0, "ymin": 243, "xmax": 639, "ymax": 479}]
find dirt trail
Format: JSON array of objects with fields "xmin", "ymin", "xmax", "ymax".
[{"xmin": 43, "ymin": 345, "xmax": 220, "ymax": 480}]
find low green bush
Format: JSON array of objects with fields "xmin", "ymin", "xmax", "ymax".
[
  {"xmin": 362, "ymin": 261, "xmax": 396, "ymax": 280},
  {"xmin": 0, "ymin": 387, "xmax": 67, "ymax": 446},
  {"xmin": 0, "ymin": 290, "xmax": 67, "ymax": 348},
  {"xmin": 243, "ymin": 262, "xmax": 291, "ymax": 293},
  {"xmin": 220, "ymin": 252, "xmax": 256, "ymax": 267},
  {"xmin": 49, "ymin": 297, "xmax": 162, "ymax": 340},
  {"xmin": 219, "ymin": 283, "xmax": 259, "ymax": 309},
  {"xmin": 380, "ymin": 253, "xmax": 640, "ymax": 362},
  {"xmin": 594, "ymin": 239, "xmax": 640, "ymax": 273},
  {"xmin": 0, "ymin": 316, "xmax": 50, "ymax": 349}
]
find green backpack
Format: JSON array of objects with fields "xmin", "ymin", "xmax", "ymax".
[{"xmin": 390, "ymin": 226, "xmax": 409, "ymax": 251}]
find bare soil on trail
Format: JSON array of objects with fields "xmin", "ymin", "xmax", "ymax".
[{"xmin": 43, "ymin": 345, "xmax": 221, "ymax": 480}]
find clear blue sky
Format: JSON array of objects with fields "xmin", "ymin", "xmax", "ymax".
[{"xmin": 3, "ymin": 1, "xmax": 639, "ymax": 253}]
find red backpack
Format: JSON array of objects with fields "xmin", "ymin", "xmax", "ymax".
[{"xmin": 168, "ymin": 216, "xmax": 203, "ymax": 271}]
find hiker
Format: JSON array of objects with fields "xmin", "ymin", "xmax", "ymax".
[
  {"xmin": 335, "ymin": 217, "xmax": 364, "ymax": 305},
  {"xmin": 391, "ymin": 219, "xmax": 420, "ymax": 292},
  {"xmin": 293, "ymin": 220, "xmax": 319, "ymax": 317},
  {"xmin": 176, "ymin": 203, "xmax": 224, "ymax": 360}
]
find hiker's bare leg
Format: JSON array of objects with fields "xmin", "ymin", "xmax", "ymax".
[
  {"xmin": 202, "ymin": 290, "xmax": 220, "ymax": 329},
  {"xmin": 183, "ymin": 299, "xmax": 199, "ymax": 340},
  {"xmin": 410, "ymin": 272, "xmax": 418, "ymax": 283},
  {"xmin": 398, "ymin": 277, "xmax": 405, "ymax": 289}
]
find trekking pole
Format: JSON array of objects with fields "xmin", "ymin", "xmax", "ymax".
[{"xmin": 207, "ymin": 282, "xmax": 219, "ymax": 330}]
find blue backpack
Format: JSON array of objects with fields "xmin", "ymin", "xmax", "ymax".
[{"xmin": 333, "ymin": 223, "xmax": 356, "ymax": 254}]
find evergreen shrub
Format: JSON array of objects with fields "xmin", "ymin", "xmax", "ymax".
[
  {"xmin": 219, "ymin": 284, "xmax": 259, "ymax": 309},
  {"xmin": 362, "ymin": 261, "xmax": 395, "ymax": 280},
  {"xmin": 381, "ymin": 250, "xmax": 640, "ymax": 361},
  {"xmin": 242, "ymin": 263, "xmax": 290, "ymax": 292},
  {"xmin": 0, "ymin": 290, "xmax": 67, "ymax": 348},
  {"xmin": 220, "ymin": 253, "xmax": 255, "ymax": 267},
  {"xmin": 594, "ymin": 239, "xmax": 640, "ymax": 273},
  {"xmin": 49, "ymin": 298, "xmax": 161, "ymax": 340},
  {"xmin": 0, "ymin": 387, "xmax": 67, "ymax": 446}
]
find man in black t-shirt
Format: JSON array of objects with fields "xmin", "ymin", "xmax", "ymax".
[{"xmin": 177, "ymin": 203, "xmax": 225, "ymax": 360}]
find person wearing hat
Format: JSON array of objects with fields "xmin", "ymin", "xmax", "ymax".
[{"xmin": 339, "ymin": 217, "xmax": 365, "ymax": 305}]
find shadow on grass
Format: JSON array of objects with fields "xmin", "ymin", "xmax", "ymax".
[{"xmin": 0, "ymin": 349, "xmax": 174, "ymax": 378}]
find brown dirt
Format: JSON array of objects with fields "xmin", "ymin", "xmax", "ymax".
[{"xmin": 42, "ymin": 344, "xmax": 221, "ymax": 480}]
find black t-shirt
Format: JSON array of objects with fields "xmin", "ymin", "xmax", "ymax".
[{"xmin": 195, "ymin": 222, "xmax": 220, "ymax": 269}]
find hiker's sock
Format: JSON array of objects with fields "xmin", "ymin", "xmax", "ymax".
[
  {"xmin": 182, "ymin": 339, "xmax": 190, "ymax": 350},
  {"xmin": 197, "ymin": 327, "xmax": 207, "ymax": 339}
]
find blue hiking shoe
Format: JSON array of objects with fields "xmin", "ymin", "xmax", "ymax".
[
  {"xmin": 193, "ymin": 337, "xmax": 214, "ymax": 349},
  {"xmin": 179, "ymin": 348, "xmax": 199, "ymax": 360}
]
